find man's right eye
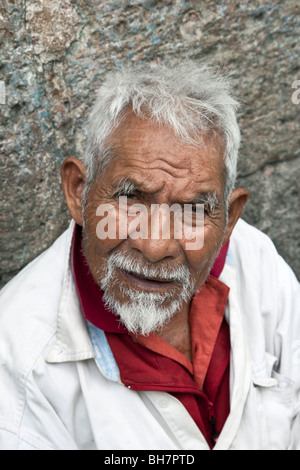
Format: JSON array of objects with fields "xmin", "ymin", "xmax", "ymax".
[
  {"xmin": 117, "ymin": 192, "xmax": 138, "ymax": 201},
  {"xmin": 125, "ymin": 193, "xmax": 137, "ymax": 199}
]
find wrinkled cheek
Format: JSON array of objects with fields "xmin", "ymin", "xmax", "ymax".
[
  {"xmin": 187, "ymin": 245, "xmax": 222, "ymax": 290},
  {"xmin": 81, "ymin": 228, "xmax": 110, "ymax": 285}
]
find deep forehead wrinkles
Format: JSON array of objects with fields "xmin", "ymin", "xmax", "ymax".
[
  {"xmin": 116, "ymin": 149, "xmax": 196, "ymax": 182},
  {"xmin": 107, "ymin": 112, "xmax": 226, "ymax": 194}
]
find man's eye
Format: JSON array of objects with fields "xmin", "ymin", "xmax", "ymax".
[
  {"xmin": 126, "ymin": 193, "xmax": 137, "ymax": 199},
  {"xmin": 115, "ymin": 191, "xmax": 136, "ymax": 199},
  {"xmin": 191, "ymin": 204, "xmax": 208, "ymax": 214}
]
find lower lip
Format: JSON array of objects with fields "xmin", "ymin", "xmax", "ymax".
[{"xmin": 119, "ymin": 269, "xmax": 176, "ymax": 291}]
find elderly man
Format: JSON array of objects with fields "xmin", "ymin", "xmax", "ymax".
[{"xmin": 0, "ymin": 61, "xmax": 299, "ymax": 450}]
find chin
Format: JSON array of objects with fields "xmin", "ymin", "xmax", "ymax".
[{"xmin": 102, "ymin": 285, "xmax": 192, "ymax": 336}]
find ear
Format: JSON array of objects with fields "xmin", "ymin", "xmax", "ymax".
[
  {"xmin": 223, "ymin": 187, "xmax": 249, "ymax": 244},
  {"xmin": 61, "ymin": 157, "xmax": 87, "ymax": 226}
]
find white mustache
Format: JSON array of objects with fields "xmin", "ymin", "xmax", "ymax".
[{"xmin": 106, "ymin": 251, "xmax": 190, "ymax": 284}]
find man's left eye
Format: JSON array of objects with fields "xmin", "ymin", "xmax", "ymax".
[{"xmin": 191, "ymin": 204, "xmax": 205, "ymax": 213}]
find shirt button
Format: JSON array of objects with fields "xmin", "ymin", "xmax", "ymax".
[{"xmin": 159, "ymin": 397, "xmax": 170, "ymax": 408}]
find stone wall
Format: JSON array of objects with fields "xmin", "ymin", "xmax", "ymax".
[{"xmin": 0, "ymin": 0, "xmax": 299, "ymax": 288}]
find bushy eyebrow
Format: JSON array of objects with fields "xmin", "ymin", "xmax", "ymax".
[
  {"xmin": 111, "ymin": 177, "xmax": 137, "ymax": 196},
  {"xmin": 185, "ymin": 191, "xmax": 221, "ymax": 211}
]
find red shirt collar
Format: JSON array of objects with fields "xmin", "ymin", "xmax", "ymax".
[{"xmin": 72, "ymin": 224, "xmax": 229, "ymax": 332}]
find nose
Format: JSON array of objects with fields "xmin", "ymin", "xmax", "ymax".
[
  {"xmin": 127, "ymin": 206, "xmax": 181, "ymax": 262},
  {"xmin": 127, "ymin": 235, "xmax": 181, "ymax": 264},
  {"xmin": 124, "ymin": 202, "xmax": 183, "ymax": 263}
]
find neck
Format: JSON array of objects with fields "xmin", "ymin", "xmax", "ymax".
[{"xmin": 155, "ymin": 301, "xmax": 192, "ymax": 362}]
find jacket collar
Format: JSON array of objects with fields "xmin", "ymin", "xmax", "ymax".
[{"xmin": 46, "ymin": 220, "xmax": 95, "ymax": 364}]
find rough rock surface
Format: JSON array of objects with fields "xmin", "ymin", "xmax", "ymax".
[{"xmin": 0, "ymin": 0, "xmax": 299, "ymax": 287}]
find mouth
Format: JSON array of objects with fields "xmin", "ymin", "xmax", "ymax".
[{"xmin": 118, "ymin": 268, "xmax": 178, "ymax": 292}]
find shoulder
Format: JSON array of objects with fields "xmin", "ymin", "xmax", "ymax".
[
  {"xmin": 229, "ymin": 218, "xmax": 298, "ymax": 285},
  {"xmin": 230, "ymin": 218, "xmax": 279, "ymax": 262},
  {"xmin": 0, "ymin": 222, "xmax": 74, "ymax": 421},
  {"xmin": 0, "ymin": 222, "xmax": 73, "ymax": 330},
  {"xmin": 227, "ymin": 219, "xmax": 300, "ymax": 376},
  {"xmin": 229, "ymin": 218, "xmax": 299, "ymax": 296}
]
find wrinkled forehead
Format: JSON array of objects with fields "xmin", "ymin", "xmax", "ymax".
[{"xmin": 104, "ymin": 112, "xmax": 225, "ymax": 188}]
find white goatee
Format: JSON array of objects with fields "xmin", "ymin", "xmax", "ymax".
[{"xmin": 98, "ymin": 251, "xmax": 196, "ymax": 335}]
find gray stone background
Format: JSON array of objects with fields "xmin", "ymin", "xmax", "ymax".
[{"xmin": 0, "ymin": 0, "xmax": 299, "ymax": 288}]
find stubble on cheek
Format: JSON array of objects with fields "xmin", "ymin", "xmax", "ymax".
[{"xmin": 81, "ymin": 219, "xmax": 108, "ymax": 288}]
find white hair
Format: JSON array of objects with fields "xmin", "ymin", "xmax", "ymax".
[{"xmin": 83, "ymin": 60, "xmax": 241, "ymax": 205}]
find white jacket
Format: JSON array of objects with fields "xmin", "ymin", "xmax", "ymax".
[{"xmin": 0, "ymin": 219, "xmax": 299, "ymax": 450}]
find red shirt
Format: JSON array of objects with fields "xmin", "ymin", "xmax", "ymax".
[{"xmin": 72, "ymin": 225, "xmax": 230, "ymax": 448}]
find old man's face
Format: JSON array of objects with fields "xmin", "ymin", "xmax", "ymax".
[{"xmin": 80, "ymin": 113, "xmax": 231, "ymax": 334}]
